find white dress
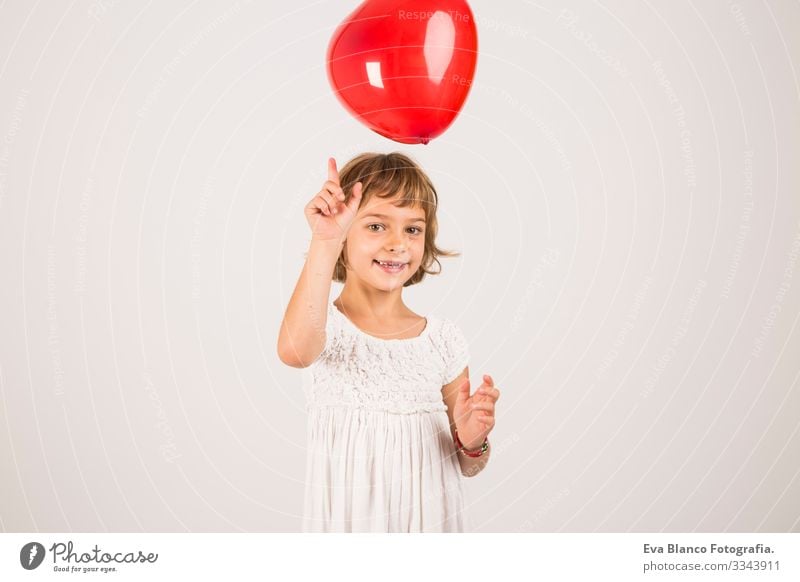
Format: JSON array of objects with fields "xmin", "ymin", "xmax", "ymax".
[{"xmin": 302, "ymin": 299, "xmax": 472, "ymax": 533}]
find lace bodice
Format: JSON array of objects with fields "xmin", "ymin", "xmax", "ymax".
[{"xmin": 304, "ymin": 300, "xmax": 470, "ymax": 414}]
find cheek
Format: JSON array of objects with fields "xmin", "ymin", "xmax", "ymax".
[{"xmin": 345, "ymin": 234, "xmax": 371, "ymax": 254}]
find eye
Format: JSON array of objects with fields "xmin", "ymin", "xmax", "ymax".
[{"xmin": 366, "ymin": 223, "xmax": 423, "ymax": 235}]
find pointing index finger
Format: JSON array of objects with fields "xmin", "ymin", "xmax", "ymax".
[{"xmin": 327, "ymin": 157, "xmax": 340, "ymax": 185}]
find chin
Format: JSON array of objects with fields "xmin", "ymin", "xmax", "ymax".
[{"xmin": 371, "ymin": 272, "xmax": 411, "ymax": 290}]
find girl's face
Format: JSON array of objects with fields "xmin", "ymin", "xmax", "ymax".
[{"xmin": 344, "ymin": 196, "xmax": 427, "ymax": 291}]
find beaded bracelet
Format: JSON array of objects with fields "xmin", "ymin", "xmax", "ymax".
[{"xmin": 453, "ymin": 427, "xmax": 489, "ymax": 458}]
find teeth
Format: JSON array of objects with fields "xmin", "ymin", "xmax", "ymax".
[{"xmin": 376, "ymin": 260, "xmax": 404, "ymax": 267}]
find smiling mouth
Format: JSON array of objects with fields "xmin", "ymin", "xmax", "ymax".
[{"xmin": 374, "ymin": 259, "xmax": 408, "ymax": 272}]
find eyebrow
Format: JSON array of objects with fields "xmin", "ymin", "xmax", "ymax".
[{"xmin": 362, "ymin": 213, "xmax": 426, "ymax": 223}]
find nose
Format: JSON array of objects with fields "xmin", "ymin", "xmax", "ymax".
[
  {"xmin": 387, "ymin": 240, "xmax": 406, "ymax": 253},
  {"xmin": 386, "ymin": 233, "xmax": 407, "ymax": 253}
]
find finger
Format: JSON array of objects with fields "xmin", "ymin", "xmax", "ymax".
[
  {"xmin": 328, "ymin": 157, "xmax": 340, "ymax": 185},
  {"xmin": 471, "ymin": 410, "xmax": 492, "ymax": 428},
  {"xmin": 346, "ymin": 181, "xmax": 363, "ymax": 213},
  {"xmin": 318, "ymin": 189, "xmax": 338, "ymax": 214},
  {"xmin": 305, "ymin": 199, "xmax": 323, "ymax": 216},
  {"xmin": 472, "ymin": 391, "xmax": 488, "ymax": 405},
  {"xmin": 470, "ymin": 401, "xmax": 494, "ymax": 413},
  {"xmin": 317, "ymin": 197, "xmax": 333, "ymax": 216},
  {"xmin": 323, "ymin": 180, "xmax": 346, "ymax": 201},
  {"xmin": 483, "ymin": 374, "xmax": 494, "ymax": 387},
  {"xmin": 477, "ymin": 387, "xmax": 500, "ymax": 401}
]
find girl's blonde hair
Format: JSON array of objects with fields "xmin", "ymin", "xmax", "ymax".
[{"xmin": 334, "ymin": 152, "xmax": 460, "ymax": 287}]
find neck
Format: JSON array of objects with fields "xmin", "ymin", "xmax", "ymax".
[{"xmin": 336, "ymin": 282, "xmax": 406, "ymax": 320}]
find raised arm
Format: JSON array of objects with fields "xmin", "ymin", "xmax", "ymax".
[{"xmin": 277, "ymin": 158, "xmax": 362, "ymax": 368}]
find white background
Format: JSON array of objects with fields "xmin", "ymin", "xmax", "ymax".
[{"xmin": 0, "ymin": 0, "xmax": 798, "ymax": 532}]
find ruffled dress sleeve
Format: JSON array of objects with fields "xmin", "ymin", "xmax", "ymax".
[
  {"xmin": 439, "ymin": 318, "xmax": 470, "ymax": 385},
  {"xmin": 308, "ymin": 302, "xmax": 341, "ymax": 367}
]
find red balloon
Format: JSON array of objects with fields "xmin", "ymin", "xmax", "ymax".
[{"xmin": 326, "ymin": 0, "xmax": 478, "ymax": 145}]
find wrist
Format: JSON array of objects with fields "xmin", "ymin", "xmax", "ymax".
[
  {"xmin": 453, "ymin": 427, "xmax": 489, "ymax": 458},
  {"xmin": 307, "ymin": 237, "xmax": 345, "ymax": 260},
  {"xmin": 310, "ymin": 236, "xmax": 345, "ymax": 248}
]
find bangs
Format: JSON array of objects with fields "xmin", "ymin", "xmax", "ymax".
[{"xmin": 342, "ymin": 153, "xmax": 438, "ymax": 214}]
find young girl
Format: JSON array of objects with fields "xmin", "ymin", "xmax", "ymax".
[{"xmin": 278, "ymin": 152, "xmax": 500, "ymax": 533}]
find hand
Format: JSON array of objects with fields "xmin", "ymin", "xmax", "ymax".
[
  {"xmin": 453, "ymin": 374, "xmax": 500, "ymax": 451},
  {"xmin": 304, "ymin": 157, "xmax": 363, "ymax": 242}
]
